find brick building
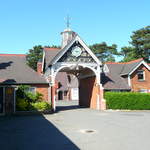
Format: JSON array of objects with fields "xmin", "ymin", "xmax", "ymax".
[
  {"xmin": 39, "ymin": 27, "xmax": 105, "ymax": 111},
  {"xmin": 0, "ymin": 27, "xmax": 105, "ymax": 115},
  {"xmin": 102, "ymin": 58, "xmax": 150, "ymax": 92},
  {"xmin": 0, "ymin": 54, "xmax": 49, "ymax": 115},
  {"xmin": 1, "ymin": 27, "xmax": 150, "ymax": 115}
]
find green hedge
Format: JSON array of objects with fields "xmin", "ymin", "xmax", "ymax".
[{"xmin": 105, "ymin": 92, "xmax": 150, "ymax": 110}]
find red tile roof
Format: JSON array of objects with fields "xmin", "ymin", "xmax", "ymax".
[
  {"xmin": 106, "ymin": 58, "xmax": 143, "ymax": 64},
  {"xmin": 0, "ymin": 54, "xmax": 26, "ymax": 57},
  {"xmin": 43, "ymin": 47, "xmax": 60, "ymax": 51}
]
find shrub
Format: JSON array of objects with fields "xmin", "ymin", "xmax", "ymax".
[
  {"xmin": 16, "ymin": 85, "xmax": 44, "ymax": 103},
  {"xmin": 30, "ymin": 101, "xmax": 51, "ymax": 111},
  {"xmin": 16, "ymin": 85, "xmax": 30, "ymax": 99},
  {"xmin": 105, "ymin": 92, "xmax": 150, "ymax": 110},
  {"xmin": 16, "ymin": 98, "xmax": 29, "ymax": 111},
  {"xmin": 26, "ymin": 92, "xmax": 43, "ymax": 103},
  {"xmin": 16, "ymin": 85, "xmax": 49, "ymax": 111}
]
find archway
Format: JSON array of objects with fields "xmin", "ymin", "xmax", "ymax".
[
  {"xmin": 44, "ymin": 33, "xmax": 106, "ymax": 111},
  {"xmin": 49, "ymin": 64, "xmax": 105, "ymax": 111}
]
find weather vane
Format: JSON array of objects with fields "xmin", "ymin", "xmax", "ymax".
[{"xmin": 65, "ymin": 15, "xmax": 71, "ymax": 29}]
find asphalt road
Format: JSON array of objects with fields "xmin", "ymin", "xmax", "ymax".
[{"xmin": 0, "ymin": 100, "xmax": 150, "ymax": 150}]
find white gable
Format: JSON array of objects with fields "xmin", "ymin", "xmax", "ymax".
[
  {"xmin": 50, "ymin": 35, "xmax": 102, "ymax": 66},
  {"xmin": 129, "ymin": 60, "xmax": 150, "ymax": 75}
]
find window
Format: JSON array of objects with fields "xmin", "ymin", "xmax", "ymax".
[
  {"xmin": 26, "ymin": 87, "xmax": 36, "ymax": 94},
  {"xmin": 137, "ymin": 70, "xmax": 145, "ymax": 81}
]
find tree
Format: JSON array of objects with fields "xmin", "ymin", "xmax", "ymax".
[
  {"xmin": 120, "ymin": 46, "xmax": 136, "ymax": 62},
  {"xmin": 44, "ymin": 45, "xmax": 61, "ymax": 48},
  {"xmin": 121, "ymin": 26, "xmax": 150, "ymax": 62},
  {"xmin": 89, "ymin": 42, "xmax": 119, "ymax": 62},
  {"xmin": 26, "ymin": 45, "xmax": 43, "ymax": 71}
]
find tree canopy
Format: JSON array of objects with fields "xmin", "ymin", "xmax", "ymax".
[
  {"xmin": 26, "ymin": 45, "xmax": 60, "ymax": 71},
  {"xmin": 121, "ymin": 26, "xmax": 150, "ymax": 62},
  {"xmin": 44, "ymin": 45, "xmax": 61, "ymax": 48},
  {"xmin": 26, "ymin": 45, "xmax": 43, "ymax": 71},
  {"xmin": 89, "ymin": 42, "xmax": 119, "ymax": 62}
]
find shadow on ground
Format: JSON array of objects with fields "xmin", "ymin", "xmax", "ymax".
[
  {"xmin": 55, "ymin": 100, "xmax": 87, "ymax": 113},
  {"xmin": 56, "ymin": 105, "xmax": 86, "ymax": 113},
  {"xmin": 0, "ymin": 115, "xmax": 79, "ymax": 150}
]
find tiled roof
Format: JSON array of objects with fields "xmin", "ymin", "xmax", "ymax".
[
  {"xmin": 0, "ymin": 54, "xmax": 48, "ymax": 85},
  {"xmin": 55, "ymin": 72, "xmax": 78, "ymax": 91},
  {"xmin": 102, "ymin": 58, "xmax": 144, "ymax": 90},
  {"xmin": 43, "ymin": 47, "xmax": 61, "ymax": 68},
  {"xmin": 106, "ymin": 58, "xmax": 143, "ymax": 65},
  {"xmin": 106, "ymin": 58, "xmax": 144, "ymax": 75},
  {"xmin": 0, "ymin": 54, "xmax": 26, "ymax": 57},
  {"xmin": 101, "ymin": 64, "xmax": 130, "ymax": 90}
]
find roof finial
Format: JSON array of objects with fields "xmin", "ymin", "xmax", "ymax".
[{"xmin": 66, "ymin": 15, "xmax": 71, "ymax": 29}]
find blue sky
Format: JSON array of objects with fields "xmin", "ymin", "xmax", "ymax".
[{"xmin": 0, "ymin": 0, "xmax": 149, "ymax": 56}]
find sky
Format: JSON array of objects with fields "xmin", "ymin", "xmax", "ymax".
[{"xmin": 0, "ymin": 0, "xmax": 150, "ymax": 56}]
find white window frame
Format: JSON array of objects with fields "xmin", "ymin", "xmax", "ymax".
[
  {"xmin": 27, "ymin": 87, "xmax": 36, "ymax": 94},
  {"xmin": 137, "ymin": 70, "xmax": 145, "ymax": 81}
]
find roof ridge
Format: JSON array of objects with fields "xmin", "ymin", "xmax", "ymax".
[
  {"xmin": 106, "ymin": 58, "xmax": 143, "ymax": 65},
  {"xmin": 106, "ymin": 62, "xmax": 123, "ymax": 64},
  {"xmin": 125, "ymin": 58, "xmax": 143, "ymax": 64},
  {"xmin": 0, "ymin": 54, "xmax": 26, "ymax": 56},
  {"xmin": 43, "ymin": 47, "xmax": 60, "ymax": 51}
]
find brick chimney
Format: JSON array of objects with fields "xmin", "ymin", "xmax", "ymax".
[{"xmin": 37, "ymin": 60, "xmax": 43, "ymax": 74}]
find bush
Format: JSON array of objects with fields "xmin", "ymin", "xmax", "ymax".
[
  {"xmin": 30, "ymin": 101, "xmax": 51, "ymax": 111},
  {"xmin": 26, "ymin": 92, "xmax": 43, "ymax": 103},
  {"xmin": 105, "ymin": 92, "xmax": 150, "ymax": 110},
  {"xmin": 16, "ymin": 85, "xmax": 30, "ymax": 99},
  {"xmin": 16, "ymin": 85, "xmax": 51, "ymax": 111},
  {"xmin": 16, "ymin": 98, "xmax": 29, "ymax": 111},
  {"xmin": 16, "ymin": 85, "xmax": 44, "ymax": 103}
]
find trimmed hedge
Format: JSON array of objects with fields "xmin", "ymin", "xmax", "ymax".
[{"xmin": 105, "ymin": 92, "xmax": 150, "ymax": 110}]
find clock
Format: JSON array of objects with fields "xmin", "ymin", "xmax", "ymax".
[{"xmin": 71, "ymin": 46, "xmax": 82, "ymax": 57}]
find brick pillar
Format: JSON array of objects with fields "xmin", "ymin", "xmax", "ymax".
[
  {"xmin": 51, "ymin": 85, "xmax": 56, "ymax": 111},
  {"xmin": 79, "ymin": 76, "xmax": 97, "ymax": 109},
  {"xmin": 99, "ymin": 84, "xmax": 106, "ymax": 110}
]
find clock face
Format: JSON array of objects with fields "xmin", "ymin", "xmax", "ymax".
[{"xmin": 71, "ymin": 47, "xmax": 82, "ymax": 57}]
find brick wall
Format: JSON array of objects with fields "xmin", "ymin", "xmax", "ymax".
[
  {"xmin": 130, "ymin": 64, "xmax": 150, "ymax": 92},
  {"xmin": 31, "ymin": 84, "xmax": 49, "ymax": 101},
  {"xmin": 79, "ymin": 76, "xmax": 98, "ymax": 109}
]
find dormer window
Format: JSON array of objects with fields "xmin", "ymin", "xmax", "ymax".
[{"xmin": 137, "ymin": 70, "xmax": 145, "ymax": 81}]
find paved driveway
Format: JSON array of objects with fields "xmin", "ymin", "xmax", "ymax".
[{"xmin": 0, "ymin": 100, "xmax": 150, "ymax": 150}]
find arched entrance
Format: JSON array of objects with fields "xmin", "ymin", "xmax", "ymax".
[
  {"xmin": 49, "ymin": 63, "xmax": 105, "ymax": 111},
  {"xmin": 44, "ymin": 33, "xmax": 106, "ymax": 111}
]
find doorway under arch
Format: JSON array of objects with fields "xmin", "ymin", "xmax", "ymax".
[{"xmin": 51, "ymin": 64, "xmax": 103, "ymax": 111}]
